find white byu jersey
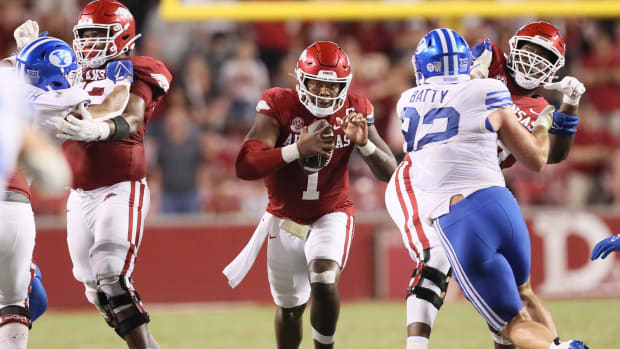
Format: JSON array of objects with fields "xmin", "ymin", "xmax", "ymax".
[
  {"xmin": 26, "ymin": 86, "xmax": 90, "ymax": 126},
  {"xmin": 0, "ymin": 68, "xmax": 28, "ymax": 191},
  {"xmin": 396, "ymin": 78, "xmax": 513, "ymax": 220}
]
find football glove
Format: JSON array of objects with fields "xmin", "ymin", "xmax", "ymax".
[
  {"xmin": 549, "ymin": 111, "xmax": 579, "ymax": 136},
  {"xmin": 591, "ymin": 234, "xmax": 620, "ymax": 260},
  {"xmin": 532, "ymin": 105, "xmax": 555, "ymax": 131},
  {"xmin": 544, "ymin": 76, "xmax": 586, "ymax": 106},
  {"xmin": 54, "ymin": 103, "xmax": 110, "ymax": 142},
  {"xmin": 14, "ymin": 20, "xmax": 39, "ymax": 51},
  {"xmin": 470, "ymin": 38, "xmax": 493, "ymax": 79}
]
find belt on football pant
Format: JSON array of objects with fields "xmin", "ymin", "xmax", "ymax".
[{"xmin": 2, "ymin": 191, "xmax": 30, "ymax": 204}]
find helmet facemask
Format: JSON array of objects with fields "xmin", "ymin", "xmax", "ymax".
[
  {"xmin": 73, "ymin": 23, "xmax": 140, "ymax": 68},
  {"xmin": 295, "ymin": 68, "xmax": 352, "ymax": 118},
  {"xmin": 508, "ymin": 38, "xmax": 565, "ymax": 90}
]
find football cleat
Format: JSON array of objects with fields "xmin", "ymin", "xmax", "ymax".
[{"xmin": 552, "ymin": 338, "xmax": 589, "ymax": 349}]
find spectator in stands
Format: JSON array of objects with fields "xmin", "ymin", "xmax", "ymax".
[
  {"xmin": 156, "ymin": 107, "xmax": 204, "ymax": 214},
  {"xmin": 565, "ymin": 100, "xmax": 619, "ymax": 206},
  {"xmin": 581, "ymin": 30, "xmax": 620, "ymax": 134},
  {"xmin": 219, "ymin": 39, "xmax": 269, "ymax": 132}
]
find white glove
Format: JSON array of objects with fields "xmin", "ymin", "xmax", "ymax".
[
  {"xmin": 544, "ymin": 76, "xmax": 586, "ymax": 106},
  {"xmin": 14, "ymin": 20, "xmax": 39, "ymax": 51},
  {"xmin": 53, "ymin": 103, "xmax": 110, "ymax": 142},
  {"xmin": 470, "ymin": 38, "xmax": 493, "ymax": 79},
  {"xmin": 532, "ymin": 105, "xmax": 555, "ymax": 131}
]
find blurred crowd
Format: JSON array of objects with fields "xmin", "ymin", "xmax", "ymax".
[{"xmin": 1, "ymin": 0, "xmax": 619, "ymax": 216}]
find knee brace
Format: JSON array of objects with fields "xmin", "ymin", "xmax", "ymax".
[
  {"xmin": 97, "ymin": 275, "xmax": 150, "ymax": 337},
  {"xmin": 0, "ymin": 306, "xmax": 31, "ymax": 329},
  {"xmin": 407, "ymin": 262, "xmax": 452, "ymax": 310}
]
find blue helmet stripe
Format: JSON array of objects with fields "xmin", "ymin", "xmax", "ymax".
[{"xmin": 440, "ymin": 29, "xmax": 455, "ymax": 75}]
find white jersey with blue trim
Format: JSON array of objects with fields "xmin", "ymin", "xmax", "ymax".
[
  {"xmin": 25, "ymin": 86, "xmax": 90, "ymax": 126},
  {"xmin": 396, "ymin": 77, "xmax": 513, "ymax": 220},
  {"xmin": 0, "ymin": 68, "xmax": 29, "ymax": 192}
]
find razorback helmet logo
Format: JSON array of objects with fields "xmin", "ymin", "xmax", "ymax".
[
  {"xmin": 507, "ymin": 21, "xmax": 566, "ymax": 89},
  {"xmin": 294, "ymin": 41, "xmax": 353, "ymax": 118},
  {"xmin": 73, "ymin": 0, "xmax": 142, "ymax": 68}
]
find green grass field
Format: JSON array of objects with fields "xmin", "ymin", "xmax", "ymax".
[{"xmin": 28, "ymin": 300, "xmax": 618, "ymax": 348}]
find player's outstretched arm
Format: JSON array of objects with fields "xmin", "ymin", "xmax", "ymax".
[
  {"xmin": 545, "ymin": 76, "xmax": 585, "ymax": 163},
  {"xmin": 489, "ymin": 106, "xmax": 551, "ymax": 172}
]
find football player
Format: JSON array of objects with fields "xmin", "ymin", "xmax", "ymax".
[
  {"xmin": 390, "ymin": 27, "xmax": 588, "ymax": 349},
  {"xmin": 386, "ymin": 22, "xmax": 586, "ymax": 349},
  {"xmin": 225, "ymin": 41, "xmax": 397, "ymax": 349},
  {"xmin": 38, "ymin": 1, "xmax": 171, "ymax": 348},
  {"xmin": 470, "ymin": 21, "xmax": 585, "ymax": 349},
  {"xmin": 0, "ymin": 36, "xmax": 74, "ymax": 349}
]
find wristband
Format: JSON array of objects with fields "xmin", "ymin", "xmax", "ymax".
[
  {"xmin": 110, "ymin": 116, "xmax": 130, "ymax": 140},
  {"xmin": 281, "ymin": 143, "xmax": 300, "ymax": 163},
  {"xmin": 357, "ymin": 140, "xmax": 377, "ymax": 156}
]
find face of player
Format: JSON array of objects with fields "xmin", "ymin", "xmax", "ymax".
[
  {"xmin": 305, "ymin": 79, "xmax": 342, "ymax": 108},
  {"xmin": 78, "ymin": 28, "xmax": 108, "ymax": 51},
  {"xmin": 515, "ymin": 43, "xmax": 557, "ymax": 80}
]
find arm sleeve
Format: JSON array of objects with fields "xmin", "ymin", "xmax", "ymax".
[{"xmin": 235, "ymin": 139, "xmax": 288, "ymax": 180}]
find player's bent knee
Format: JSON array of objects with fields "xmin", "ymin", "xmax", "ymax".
[
  {"xmin": 0, "ymin": 305, "xmax": 31, "ymax": 329},
  {"xmin": 408, "ymin": 265, "xmax": 452, "ymax": 310},
  {"xmin": 312, "ymin": 327, "xmax": 335, "ymax": 345},
  {"xmin": 96, "ymin": 275, "xmax": 150, "ymax": 337}
]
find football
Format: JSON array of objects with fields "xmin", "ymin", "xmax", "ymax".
[{"xmin": 299, "ymin": 119, "xmax": 334, "ymax": 174}]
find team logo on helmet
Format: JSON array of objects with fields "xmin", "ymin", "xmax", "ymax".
[
  {"xmin": 114, "ymin": 7, "xmax": 133, "ymax": 20},
  {"xmin": 48, "ymin": 49, "xmax": 73, "ymax": 68}
]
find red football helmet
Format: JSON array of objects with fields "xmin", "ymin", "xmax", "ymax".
[
  {"xmin": 295, "ymin": 41, "xmax": 352, "ymax": 118},
  {"xmin": 73, "ymin": 0, "xmax": 141, "ymax": 68},
  {"xmin": 507, "ymin": 21, "xmax": 566, "ymax": 89}
]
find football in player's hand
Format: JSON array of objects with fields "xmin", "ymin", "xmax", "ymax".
[{"xmin": 298, "ymin": 119, "xmax": 334, "ymax": 174}]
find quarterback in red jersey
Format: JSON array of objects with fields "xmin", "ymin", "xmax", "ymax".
[
  {"xmin": 226, "ymin": 41, "xmax": 396, "ymax": 349},
  {"xmin": 52, "ymin": 1, "xmax": 171, "ymax": 348}
]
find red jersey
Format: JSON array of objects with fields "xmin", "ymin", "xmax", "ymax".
[
  {"xmin": 487, "ymin": 41, "xmax": 550, "ymax": 168},
  {"xmin": 258, "ymin": 88, "xmax": 374, "ymax": 224},
  {"xmin": 61, "ymin": 56, "xmax": 172, "ymax": 190},
  {"xmin": 6, "ymin": 169, "xmax": 31, "ymax": 199}
]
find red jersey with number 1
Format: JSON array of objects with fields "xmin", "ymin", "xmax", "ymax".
[
  {"xmin": 486, "ymin": 40, "xmax": 551, "ymax": 168},
  {"xmin": 61, "ymin": 56, "xmax": 172, "ymax": 190},
  {"xmin": 257, "ymin": 88, "xmax": 374, "ymax": 225}
]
